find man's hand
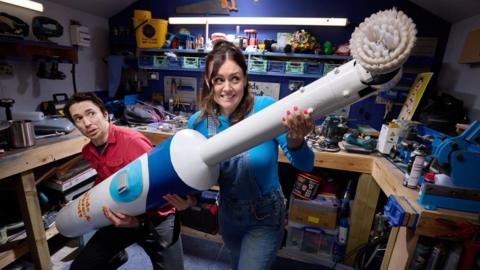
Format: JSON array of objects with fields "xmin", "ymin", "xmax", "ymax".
[
  {"xmin": 163, "ymin": 194, "xmax": 197, "ymax": 211},
  {"xmin": 103, "ymin": 206, "xmax": 139, "ymax": 228}
]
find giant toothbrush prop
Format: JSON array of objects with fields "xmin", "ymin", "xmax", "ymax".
[{"xmin": 56, "ymin": 9, "xmax": 417, "ymax": 237}]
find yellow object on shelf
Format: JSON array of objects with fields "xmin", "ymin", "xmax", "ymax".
[{"xmin": 133, "ymin": 10, "xmax": 168, "ymax": 48}]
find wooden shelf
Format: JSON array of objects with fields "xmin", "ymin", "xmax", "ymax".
[
  {"xmin": 0, "ymin": 37, "xmax": 78, "ymax": 63},
  {"xmin": 0, "ymin": 225, "xmax": 59, "ymax": 269}
]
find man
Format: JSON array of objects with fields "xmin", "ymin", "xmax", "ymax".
[{"xmin": 65, "ymin": 92, "xmax": 193, "ymax": 270}]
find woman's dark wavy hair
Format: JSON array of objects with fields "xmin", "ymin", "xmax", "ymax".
[
  {"xmin": 195, "ymin": 40, "xmax": 253, "ymax": 126},
  {"xmin": 64, "ymin": 92, "xmax": 108, "ymax": 123}
]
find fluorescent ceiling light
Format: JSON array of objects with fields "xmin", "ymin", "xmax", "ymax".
[
  {"xmin": 169, "ymin": 17, "xmax": 348, "ymax": 26},
  {"xmin": 0, "ymin": 0, "xmax": 44, "ymax": 12}
]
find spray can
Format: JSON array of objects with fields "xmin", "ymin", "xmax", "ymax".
[
  {"xmin": 403, "ymin": 146, "xmax": 425, "ymax": 189},
  {"xmin": 407, "ymin": 148, "xmax": 425, "ymax": 189}
]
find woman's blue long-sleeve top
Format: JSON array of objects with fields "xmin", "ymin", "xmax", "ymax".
[{"xmin": 187, "ymin": 96, "xmax": 314, "ymax": 195}]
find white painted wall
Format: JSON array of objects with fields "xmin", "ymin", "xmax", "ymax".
[
  {"xmin": 437, "ymin": 14, "xmax": 480, "ymax": 121},
  {"xmin": 0, "ymin": 1, "xmax": 108, "ymax": 120}
]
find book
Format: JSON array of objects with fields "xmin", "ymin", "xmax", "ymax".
[
  {"xmin": 42, "ymin": 167, "xmax": 97, "ymax": 192},
  {"xmin": 64, "ymin": 180, "xmax": 95, "ymax": 202}
]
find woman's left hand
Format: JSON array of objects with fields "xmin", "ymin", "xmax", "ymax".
[
  {"xmin": 163, "ymin": 194, "xmax": 197, "ymax": 211},
  {"xmin": 282, "ymin": 106, "xmax": 314, "ymax": 149}
]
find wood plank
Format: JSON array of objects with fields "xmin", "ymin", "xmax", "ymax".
[
  {"xmin": 345, "ymin": 174, "xmax": 380, "ymax": 265},
  {"xmin": 137, "ymin": 128, "xmax": 173, "ymax": 145},
  {"xmin": 415, "ymin": 208, "xmax": 479, "ymax": 238},
  {"xmin": 16, "ymin": 171, "xmax": 52, "ymax": 270},
  {"xmin": 385, "ymin": 227, "xmax": 418, "ymax": 269},
  {"xmin": 0, "ymin": 226, "xmax": 59, "ymax": 269},
  {"xmin": 380, "ymin": 227, "xmax": 399, "ymax": 270},
  {"xmin": 181, "ymin": 225, "xmax": 223, "ymax": 243},
  {"xmin": 280, "ymin": 150, "xmax": 373, "ymax": 173},
  {"xmin": 0, "ymin": 131, "xmax": 88, "ymax": 179},
  {"xmin": 0, "ymin": 241, "xmax": 29, "ymax": 269}
]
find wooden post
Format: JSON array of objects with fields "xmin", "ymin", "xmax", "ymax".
[
  {"xmin": 381, "ymin": 227, "xmax": 418, "ymax": 269},
  {"xmin": 345, "ymin": 174, "xmax": 380, "ymax": 265},
  {"xmin": 16, "ymin": 171, "xmax": 52, "ymax": 270}
]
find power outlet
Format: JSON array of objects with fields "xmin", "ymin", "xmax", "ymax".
[{"xmin": 148, "ymin": 72, "xmax": 159, "ymax": 80}]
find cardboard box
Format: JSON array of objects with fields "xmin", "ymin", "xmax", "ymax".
[
  {"xmin": 459, "ymin": 28, "xmax": 480, "ymax": 64},
  {"xmin": 377, "ymin": 124, "xmax": 400, "ymax": 154},
  {"xmin": 288, "ymin": 194, "xmax": 339, "ymax": 229}
]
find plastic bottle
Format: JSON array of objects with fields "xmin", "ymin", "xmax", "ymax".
[{"xmin": 338, "ymin": 218, "xmax": 349, "ymax": 244}]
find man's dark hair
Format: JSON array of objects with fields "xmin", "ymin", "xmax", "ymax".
[{"xmin": 64, "ymin": 92, "xmax": 108, "ymax": 123}]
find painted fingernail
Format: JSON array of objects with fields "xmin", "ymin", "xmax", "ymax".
[
  {"xmin": 287, "ymin": 110, "xmax": 291, "ymax": 115},
  {"xmin": 282, "ymin": 117, "xmax": 286, "ymax": 122},
  {"xmin": 303, "ymin": 108, "xmax": 308, "ymax": 115},
  {"xmin": 293, "ymin": 106, "xmax": 298, "ymax": 111}
]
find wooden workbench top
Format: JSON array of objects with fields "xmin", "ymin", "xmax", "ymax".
[
  {"xmin": 0, "ymin": 130, "xmax": 88, "ymax": 180},
  {"xmin": 2, "ymin": 127, "xmax": 476, "ymax": 238}
]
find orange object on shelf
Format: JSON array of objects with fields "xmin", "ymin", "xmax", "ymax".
[{"xmin": 244, "ymin": 29, "xmax": 258, "ymax": 46}]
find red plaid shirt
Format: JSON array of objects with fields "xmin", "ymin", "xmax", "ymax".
[{"xmin": 82, "ymin": 124, "xmax": 175, "ymax": 216}]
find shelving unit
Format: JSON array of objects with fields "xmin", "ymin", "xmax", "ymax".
[
  {"xmin": 0, "ymin": 226, "xmax": 59, "ymax": 269},
  {"xmin": 136, "ymin": 48, "xmax": 351, "ymax": 79},
  {"xmin": 0, "ymin": 37, "xmax": 78, "ymax": 63}
]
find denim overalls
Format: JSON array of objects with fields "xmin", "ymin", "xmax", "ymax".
[{"xmin": 208, "ymin": 117, "xmax": 286, "ymax": 270}]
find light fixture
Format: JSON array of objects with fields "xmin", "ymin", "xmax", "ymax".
[
  {"xmin": 0, "ymin": 0, "xmax": 44, "ymax": 12},
  {"xmin": 168, "ymin": 17, "xmax": 348, "ymax": 27}
]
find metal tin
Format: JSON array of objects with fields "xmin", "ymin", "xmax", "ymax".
[
  {"xmin": 292, "ymin": 172, "xmax": 322, "ymax": 199},
  {"xmin": 9, "ymin": 120, "xmax": 35, "ymax": 148}
]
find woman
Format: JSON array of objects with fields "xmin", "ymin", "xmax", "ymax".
[{"xmin": 188, "ymin": 41, "xmax": 314, "ymax": 270}]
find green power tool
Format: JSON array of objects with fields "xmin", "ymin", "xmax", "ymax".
[{"xmin": 32, "ymin": 16, "xmax": 63, "ymax": 41}]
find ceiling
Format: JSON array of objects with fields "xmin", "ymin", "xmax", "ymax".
[
  {"xmin": 46, "ymin": 0, "xmax": 480, "ymax": 23},
  {"xmin": 410, "ymin": 0, "xmax": 480, "ymax": 23},
  {"xmin": 47, "ymin": 0, "xmax": 137, "ymax": 18}
]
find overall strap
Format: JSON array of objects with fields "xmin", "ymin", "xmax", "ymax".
[{"xmin": 207, "ymin": 115, "xmax": 216, "ymax": 138}]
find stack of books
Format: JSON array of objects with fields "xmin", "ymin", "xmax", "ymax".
[{"xmin": 41, "ymin": 156, "xmax": 97, "ymax": 202}]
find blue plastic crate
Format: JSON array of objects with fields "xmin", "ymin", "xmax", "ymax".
[
  {"xmin": 285, "ymin": 62, "xmax": 304, "ymax": 74},
  {"xmin": 304, "ymin": 62, "xmax": 324, "ymax": 75},
  {"xmin": 153, "ymin": 55, "xmax": 167, "ymax": 68},
  {"xmin": 199, "ymin": 57, "xmax": 206, "ymax": 69},
  {"xmin": 268, "ymin": 60, "xmax": 285, "ymax": 73},
  {"xmin": 138, "ymin": 55, "xmax": 154, "ymax": 68},
  {"xmin": 168, "ymin": 57, "xmax": 181, "ymax": 68}
]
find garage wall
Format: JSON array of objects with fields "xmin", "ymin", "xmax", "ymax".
[
  {"xmin": 437, "ymin": 14, "xmax": 480, "ymax": 121},
  {"xmin": 0, "ymin": 1, "xmax": 109, "ymax": 120}
]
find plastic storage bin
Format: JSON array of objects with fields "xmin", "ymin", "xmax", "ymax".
[
  {"xmin": 138, "ymin": 55, "xmax": 154, "ymax": 68},
  {"xmin": 248, "ymin": 59, "xmax": 268, "ymax": 72},
  {"xmin": 268, "ymin": 60, "xmax": 285, "ymax": 73},
  {"xmin": 153, "ymin": 55, "xmax": 167, "ymax": 68},
  {"xmin": 286, "ymin": 221, "xmax": 337, "ymax": 257},
  {"xmin": 323, "ymin": 63, "xmax": 341, "ymax": 75},
  {"xmin": 182, "ymin": 56, "xmax": 199, "ymax": 69},
  {"xmin": 285, "ymin": 61, "xmax": 304, "ymax": 74},
  {"xmin": 304, "ymin": 62, "xmax": 324, "ymax": 76},
  {"xmin": 199, "ymin": 57, "xmax": 206, "ymax": 69},
  {"xmin": 286, "ymin": 226, "xmax": 303, "ymax": 249},
  {"xmin": 168, "ymin": 57, "xmax": 181, "ymax": 68},
  {"xmin": 300, "ymin": 226, "xmax": 336, "ymax": 256}
]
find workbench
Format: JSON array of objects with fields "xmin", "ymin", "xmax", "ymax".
[
  {"xmin": 137, "ymin": 127, "xmax": 480, "ymax": 269},
  {"xmin": 0, "ymin": 128, "xmax": 477, "ymax": 269},
  {"xmin": 0, "ymin": 130, "xmax": 88, "ymax": 270}
]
